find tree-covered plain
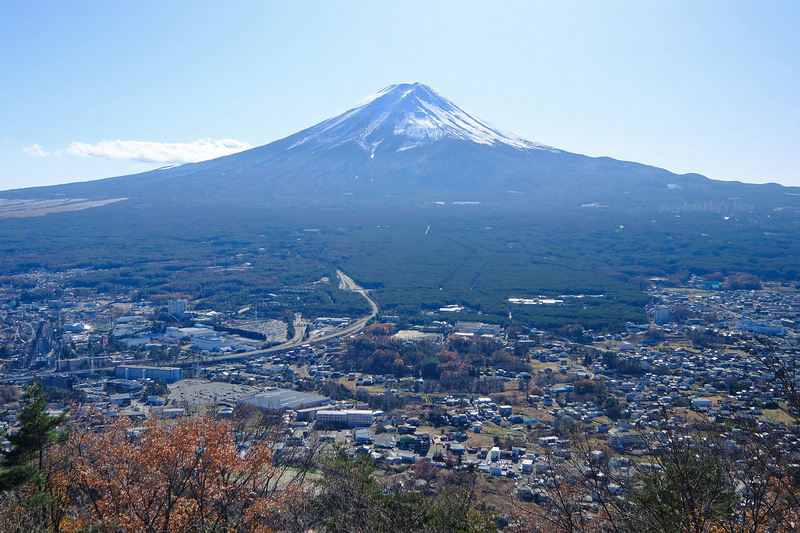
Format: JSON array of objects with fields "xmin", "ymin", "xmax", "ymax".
[{"xmin": 2, "ymin": 201, "xmax": 799, "ymax": 331}]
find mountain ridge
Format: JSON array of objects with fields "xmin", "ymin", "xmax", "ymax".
[{"xmin": 1, "ymin": 83, "xmax": 797, "ymax": 214}]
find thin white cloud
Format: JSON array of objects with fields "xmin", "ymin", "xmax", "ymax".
[
  {"xmin": 58, "ymin": 138, "xmax": 253, "ymax": 163},
  {"xmin": 23, "ymin": 143, "xmax": 48, "ymax": 157}
]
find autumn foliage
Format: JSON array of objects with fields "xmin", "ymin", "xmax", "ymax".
[
  {"xmin": 1, "ymin": 408, "xmax": 303, "ymax": 533},
  {"xmin": 70, "ymin": 415, "xmax": 300, "ymax": 532}
]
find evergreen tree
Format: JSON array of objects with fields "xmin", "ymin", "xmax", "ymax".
[{"xmin": 0, "ymin": 378, "xmax": 67, "ymax": 492}]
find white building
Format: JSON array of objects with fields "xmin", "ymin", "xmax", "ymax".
[
  {"xmin": 167, "ymin": 299, "xmax": 188, "ymax": 316},
  {"xmin": 607, "ymin": 429, "xmax": 646, "ymax": 450},
  {"xmin": 164, "ymin": 325, "xmax": 231, "ymax": 351},
  {"xmin": 165, "ymin": 326, "xmax": 216, "ymax": 340},
  {"xmin": 654, "ymin": 306, "xmax": 670, "ymax": 325},
  {"xmin": 521, "ymin": 459, "xmax": 534, "ymax": 474},
  {"xmin": 735, "ymin": 319, "xmax": 786, "ymax": 336},
  {"xmin": 455, "ymin": 321, "xmax": 503, "ymax": 336},
  {"xmin": 191, "ymin": 335, "xmax": 229, "ymax": 351},
  {"xmin": 316, "ymin": 410, "xmax": 379, "ymax": 428},
  {"xmin": 490, "ymin": 446, "xmax": 500, "ymax": 461}
]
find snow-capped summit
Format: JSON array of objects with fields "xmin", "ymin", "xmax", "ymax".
[{"xmin": 288, "ymin": 82, "xmax": 557, "ymax": 156}]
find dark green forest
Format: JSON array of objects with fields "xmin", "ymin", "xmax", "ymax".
[{"xmin": 2, "ymin": 200, "xmax": 798, "ymax": 331}]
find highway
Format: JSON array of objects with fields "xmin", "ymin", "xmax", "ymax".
[
  {"xmin": 179, "ymin": 269, "xmax": 379, "ymax": 363},
  {"xmin": 0, "ymin": 270, "xmax": 380, "ymax": 383}
]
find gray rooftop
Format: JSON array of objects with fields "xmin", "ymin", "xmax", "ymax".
[{"xmin": 240, "ymin": 388, "xmax": 330, "ymax": 411}]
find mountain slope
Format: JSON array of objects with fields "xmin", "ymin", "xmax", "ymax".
[{"xmin": 2, "ymin": 83, "xmax": 798, "ymax": 213}]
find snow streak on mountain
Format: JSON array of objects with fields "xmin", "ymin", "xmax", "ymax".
[{"xmin": 288, "ymin": 82, "xmax": 558, "ymax": 157}]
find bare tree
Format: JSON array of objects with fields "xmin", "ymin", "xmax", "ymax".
[{"xmin": 748, "ymin": 336, "xmax": 800, "ymax": 421}]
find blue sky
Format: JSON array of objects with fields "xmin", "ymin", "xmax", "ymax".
[{"xmin": 2, "ymin": 1, "xmax": 799, "ymax": 191}]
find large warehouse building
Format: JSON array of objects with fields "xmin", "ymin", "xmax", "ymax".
[{"xmin": 238, "ymin": 388, "xmax": 331, "ymax": 411}]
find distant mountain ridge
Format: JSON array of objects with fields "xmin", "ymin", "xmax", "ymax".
[{"xmin": 2, "ymin": 83, "xmax": 797, "ymax": 214}]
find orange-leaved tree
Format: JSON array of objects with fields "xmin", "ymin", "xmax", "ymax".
[{"xmin": 71, "ymin": 415, "xmax": 303, "ymax": 532}]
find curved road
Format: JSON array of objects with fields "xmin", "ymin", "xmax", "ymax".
[
  {"xmin": 194, "ymin": 269, "xmax": 378, "ymax": 363},
  {"xmin": 337, "ymin": 269, "xmax": 379, "ymax": 315}
]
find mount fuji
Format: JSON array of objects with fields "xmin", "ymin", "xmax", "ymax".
[{"xmin": 2, "ymin": 83, "xmax": 794, "ymax": 212}]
